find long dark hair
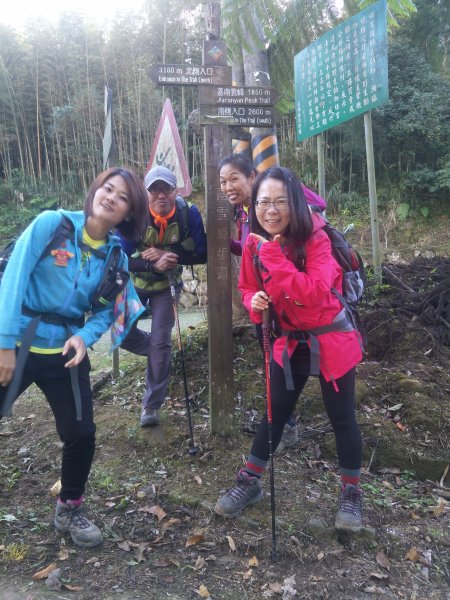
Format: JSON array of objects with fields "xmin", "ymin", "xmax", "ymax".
[
  {"xmin": 84, "ymin": 167, "xmax": 149, "ymax": 239},
  {"xmin": 219, "ymin": 153, "xmax": 256, "ymax": 178},
  {"xmin": 250, "ymin": 167, "xmax": 313, "ymax": 264}
]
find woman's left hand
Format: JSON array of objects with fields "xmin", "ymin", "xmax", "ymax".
[{"xmin": 62, "ymin": 335, "xmax": 86, "ymax": 368}]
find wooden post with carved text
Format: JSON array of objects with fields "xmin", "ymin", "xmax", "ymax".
[{"xmin": 203, "ymin": 3, "xmax": 234, "ymax": 435}]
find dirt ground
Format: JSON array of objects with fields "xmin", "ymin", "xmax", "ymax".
[{"xmin": 0, "ymin": 215, "xmax": 449, "ymax": 600}]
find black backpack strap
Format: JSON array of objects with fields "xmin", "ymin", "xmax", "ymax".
[
  {"xmin": 1, "ymin": 311, "xmax": 84, "ymax": 421},
  {"xmin": 175, "ymin": 196, "xmax": 189, "ymax": 239},
  {"xmin": 40, "ymin": 215, "xmax": 75, "ymax": 261},
  {"xmin": 1, "ymin": 316, "xmax": 41, "ymax": 418},
  {"xmin": 280, "ymin": 308, "xmax": 355, "ymax": 389},
  {"xmin": 90, "ymin": 246, "xmax": 129, "ymax": 309}
]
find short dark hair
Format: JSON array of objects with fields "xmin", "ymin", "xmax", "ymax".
[
  {"xmin": 219, "ymin": 153, "xmax": 256, "ymax": 178},
  {"xmin": 84, "ymin": 167, "xmax": 149, "ymax": 239},
  {"xmin": 250, "ymin": 167, "xmax": 313, "ymax": 248}
]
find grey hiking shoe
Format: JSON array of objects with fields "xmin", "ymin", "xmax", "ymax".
[
  {"xmin": 275, "ymin": 422, "xmax": 299, "ymax": 454},
  {"xmin": 140, "ymin": 407, "xmax": 160, "ymax": 427},
  {"xmin": 54, "ymin": 500, "xmax": 103, "ymax": 548},
  {"xmin": 214, "ymin": 469, "xmax": 264, "ymax": 517},
  {"xmin": 335, "ymin": 484, "xmax": 363, "ymax": 532}
]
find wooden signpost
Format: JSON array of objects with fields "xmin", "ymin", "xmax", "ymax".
[{"xmin": 149, "ymin": 3, "xmax": 276, "ymax": 435}]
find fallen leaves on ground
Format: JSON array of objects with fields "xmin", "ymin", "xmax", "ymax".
[
  {"xmin": 139, "ymin": 504, "xmax": 167, "ymax": 522},
  {"xmin": 405, "ymin": 547, "xmax": 421, "ymax": 561},
  {"xmin": 186, "ymin": 533, "xmax": 206, "ymax": 547},
  {"xmin": 376, "ymin": 550, "xmax": 390, "ymax": 571},
  {"xmin": 226, "ymin": 535, "xmax": 236, "ymax": 551},
  {"xmin": 49, "ymin": 479, "xmax": 61, "ymax": 497},
  {"xmin": 32, "ymin": 563, "xmax": 57, "ymax": 580},
  {"xmin": 197, "ymin": 584, "xmax": 211, "ymax": 598}
]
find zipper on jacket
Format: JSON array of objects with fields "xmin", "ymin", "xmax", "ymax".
[{"xmin": 322, "ymin": 361, "xmax": 340, "ymax": 392}]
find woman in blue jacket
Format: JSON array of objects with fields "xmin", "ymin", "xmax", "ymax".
[{"xmin": 0, "ymin": 167, "xmax": 148, "ymax": 548}]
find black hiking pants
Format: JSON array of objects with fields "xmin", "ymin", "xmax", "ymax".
[
  {"xmin": 250, "ymin": 345, "xmax": 362, "ymax": 471},
  {"xmin": 0, "ymin": 351, "xmax": 96, "ymax": 501}
]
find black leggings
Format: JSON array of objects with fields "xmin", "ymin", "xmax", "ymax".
[
  {"xmin": 250, "ymin": 347, "xmax": 362, "ymax": 471},
  {"xmin": 0, "ymin": 351, "xmax": 96, "ymax": 501}
]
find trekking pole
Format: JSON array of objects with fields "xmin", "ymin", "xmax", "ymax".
[
  {"xmin": 262, "ymin": 308, "xmax": 277, "ymax": 562},
  {"xmin": 168, "ymin": 272, "xmax": 198, "ymax": 456}
]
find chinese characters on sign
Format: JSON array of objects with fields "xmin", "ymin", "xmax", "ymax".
[
  {"xmin": 294, "ymin": 0, "xmax": 388, "ymax": 142},
  {"xmin": 200, "ymin": 106, "xmax": 275, "ymax": 127},
  {"xmin": 150, "ymin": 64, "xmax": 232, "ymax": 86},
  {"xmin": 199, "ymin": 85, "xmax": 277, "ymax": 106}
]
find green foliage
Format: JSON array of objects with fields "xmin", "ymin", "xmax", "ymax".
[
  {"xmin": 222, "ymin": 0, "xmax": 283, "ymax": 60},
  {"xmin": 28, "ymin": 195, "xmax": 59, "ymax": 210},
  {"xmin": 357, "ymin": 0, "xmax": 416, "ymax": 30},
  {"xmin": 396, "ymin": 203, "xmax": 410, "ymax": 220},
  {"xmin": 0, "ymin": 0, "xmax": 449, "ymax": 212},
  {"xmin": 0, "ymin": 205, "xmax": 37, "ymax": 245}
]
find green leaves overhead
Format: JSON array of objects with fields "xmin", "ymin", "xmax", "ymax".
[
  {"xmin": 357, "ymin": 0, "xmax": 417, "ymax": 29},
  {"xmin": 221, "ymin": 0, "xmax": 283, "ymax": 62}
]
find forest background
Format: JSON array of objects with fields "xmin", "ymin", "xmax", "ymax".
[
  {"xmin": 0, "ymin": 3, "xmax": 449, "ymax": 597},
  {"xmin": 0, "ymin": 0, "xmax": 449, "ymax": 246}
]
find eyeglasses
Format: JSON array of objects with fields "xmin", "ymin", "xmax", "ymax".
[
  {"xmin": 148, "ymin": 183, "xmax": 175, "ymax": 195},
  {"xmin": 255, "ymin": 198, "xmax": 290, "ymax": 211}
]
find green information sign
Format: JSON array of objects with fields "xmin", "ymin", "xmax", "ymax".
[{"xmin": 294, "ymin": 0, "xmax": 388, "ymax": 142}]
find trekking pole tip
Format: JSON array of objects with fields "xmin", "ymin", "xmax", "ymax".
[{"xmin": 188, "ymin": 446, "xmax": 198, "ymax": 456}]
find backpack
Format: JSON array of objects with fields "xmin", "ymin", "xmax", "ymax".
[
  {"xmin": 319, "ymin": 214, "xmax": 365, "ymax": 308},
  {"xmin": 0, "ymin": 214, "xmax": 128, "ymax": 309}
]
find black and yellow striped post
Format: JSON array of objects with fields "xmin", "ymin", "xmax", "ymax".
[
  {"xmin": 232, "ymin": 138, "xmax": 252, "ymax": 159},
  {"xmin": 251, "ymin": 131, "xmax": 279, "ymax": 173}
]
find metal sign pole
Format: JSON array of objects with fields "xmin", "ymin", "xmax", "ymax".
[
  {"xmin": 364, "ymin": 111, "xmax": 382, "ymax": 282},
  {"xmin": 103, "ymin": 86, "xmax": 120, "ymax": 379}
]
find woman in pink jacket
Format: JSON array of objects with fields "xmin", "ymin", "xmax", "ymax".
[{"xmin": 215, "ymin": 167, "xmax": 363, "ymax": 532}]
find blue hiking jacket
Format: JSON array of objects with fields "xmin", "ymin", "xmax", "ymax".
[{"xmin": 0, "ymin": 209, "xmax": 141, "ymax": 351}]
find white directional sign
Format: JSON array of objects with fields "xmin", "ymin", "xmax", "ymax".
[
  {"xmin": 199, "ymin": 106, "xmax": 276, "ymax": 128},
  {"xmin": 150, "ymin": 64, "xmax": 232, "ymax": 86},
  {"xmin": 199, "ymin": 85, "xmax": 277, "ymax": 106}
]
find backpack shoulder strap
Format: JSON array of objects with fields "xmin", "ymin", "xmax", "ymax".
[
  {"xmin": 175, "ymin": 196, "xmax": 190, "ymax": 239},
  {"xmin": 39, "ymin": 214, "xmax": 75, "ymax": 261}
]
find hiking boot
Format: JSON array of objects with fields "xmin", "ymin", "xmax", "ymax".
[
  {"xmin": 140, "ymin": 407, "xmax": 160, "ymax": 427},
  {"xmin": 335, "ymin": 484, "xmax": 363, "ymax": 532},
  {"xmin": 214, "ymin": 469, "xmax": 264, "ymax": 517},
  {"xmin": 54, "ymin": 500, "xmax": 103, "ymax": 548},
  {"xmin": 275, "ymin": 421, "xmax": 299, "ymax": 454}
]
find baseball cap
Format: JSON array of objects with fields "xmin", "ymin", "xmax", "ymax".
[{"xmin": 144, "ymin": 166, "xmax": 177, "ymax": 191}]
